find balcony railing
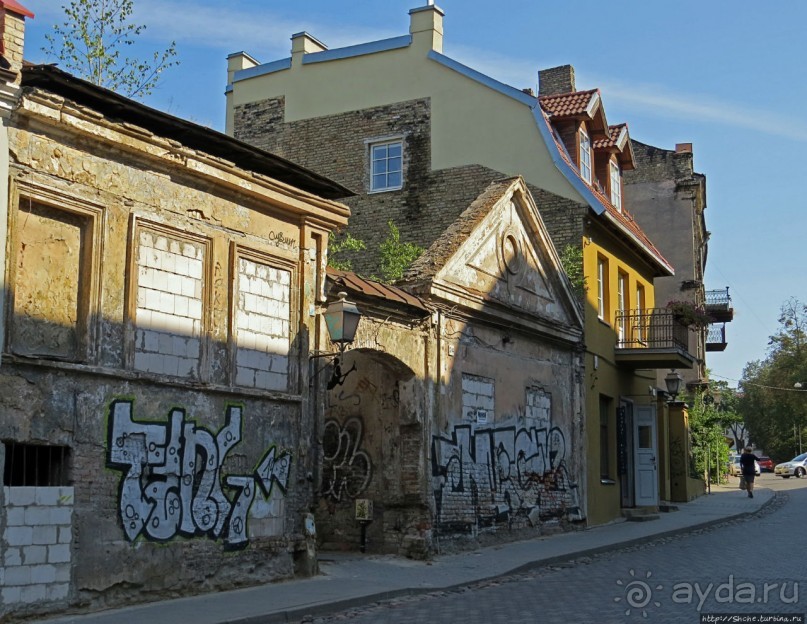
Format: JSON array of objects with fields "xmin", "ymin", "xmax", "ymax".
[
  {"xmin": 614, "ymin": 308, "xmax": 695, "ymax": 369},
  {"xmin": 705, "ymin": 287, "xmax": 734, "ymax": 322},
  {"xmin": 615, "ymin": 308, "xmax": 690, "ymax": 350},
  {"xmin": 706, "ymin": 323, "xmax": 728, "ymax": 352}
]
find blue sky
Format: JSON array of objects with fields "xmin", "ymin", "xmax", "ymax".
[{"xmin": 19, "ymin": 0, "xmax": 807, "ymax": 388}]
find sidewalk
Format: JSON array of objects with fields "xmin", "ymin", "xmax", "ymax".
[{"xmin": 37, "ymin": 484, "xmax": 773, "ymax": 624}]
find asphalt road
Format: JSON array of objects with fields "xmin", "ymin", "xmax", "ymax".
[{"xmin": 301, "ymin": 474, "xmax": 806, "ymax": 624}]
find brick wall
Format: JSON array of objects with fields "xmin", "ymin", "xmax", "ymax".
[{"xmin": 233, "ymin": 97, "xmax": 587, "ymax": 276}]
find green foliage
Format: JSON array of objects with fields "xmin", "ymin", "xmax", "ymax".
[
  {"xmin": 666, "ymin": 300, "xmax": 713, "ymax": 328},
  {"xmin": 375, "ymin": 221, "xmax": 424, "ymax": 284},
  {"xmin": 327, "ymin": 231, "xmax": 366, "ymax": 272},
  {"xmin": 43, "ymin": 0, "xmax": 179, "ymax": 99},
  {"xmin": 686, "ymin": 389, "xmax": 733, "ymax": 483},
  {"xmin": 559, "ymin": 244, "xmax": 587, "ymax": 299},
  {"xmin": 739, "ymin": 298, "xmax": 807, "ymax": 462}
]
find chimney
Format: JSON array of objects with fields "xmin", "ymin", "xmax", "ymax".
[
  {"xmin": 227, "ymin": 51, "xmax": 258, "ymax": 86},
  {"xmin": 409, "ymin": 4, "xmax": 444, "ymax": 54},
  {"xmin": 0, "ymin": 0, "xmax": 34, "ymax": 84},
  {"xmin": 538, "ymin": 65, "xmax": 576, "ymax": 96},
  {"xmin": 291, "ymin": 31, "xmax": 327, "ymax": 66},
  {"xmin": 675, "ymin": 143, "xmax": 693, "ymax": 154}
]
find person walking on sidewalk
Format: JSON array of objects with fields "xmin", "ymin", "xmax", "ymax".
[{"xmin": 740, "ymin": 446, "xmax": 760, "ymax": 498}]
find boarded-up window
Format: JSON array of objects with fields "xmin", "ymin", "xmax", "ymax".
[
  {"xmin": 132, "ymin": 226, "xmax": 207, "ymax": 379},
  {"xmin": 234, "ymin": 256, "xmax": 291, "ymax": 391},
  {"xmin": 11, "ymin": 201, "xmax": 89, "ymax": 359},
  {"xmin": 462, "ymin": 373, "xmax": 494, "ymax": 424}
]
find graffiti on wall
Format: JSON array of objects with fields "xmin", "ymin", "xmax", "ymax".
[
  {"xmin": 321, "ymin": 417, "xmax": 372, "ymax": 501},
  {"xmin": 106, "ymin": 400, "xmax": 291, "ymax": 548},
  {"xmin": 431, "ymin": 423, "xmax": 582, "ymax": 532}
]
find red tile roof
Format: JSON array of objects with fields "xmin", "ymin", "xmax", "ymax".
[
  {"xmin": 539, "ymin": 89, "xmax": 599, "ymax": 118},
  {"xmin": 326, "ymin": 267, "xmax": 430, "ymax": 313},
  {"xmin": 539, "ymin": 111, "xmax": 672, "ymax": 274},
  {"xmin": 1, "ymin": 0, "xmax": 34, "ymax": 18},
  {"xmin": 593, "ymin": 124, "xmax": 627, "ymax": 149}
]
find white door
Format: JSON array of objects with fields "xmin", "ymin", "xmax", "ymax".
[{"xmin": 634, "ymin": 405, "xmax": 658, "ymax": 506}]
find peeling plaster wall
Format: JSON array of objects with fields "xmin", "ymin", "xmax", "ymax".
[{"xmin": 0, "ymin": 90, "xmax": 342, "ymax": 619}]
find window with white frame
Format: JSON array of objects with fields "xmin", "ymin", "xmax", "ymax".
[
  {"xmin": 369, "ymin": 139, "xmax": 403, "ymax": 192},
  {"xmin": 579, "ymin": 127, "xmax": 592, "ymax": 183},
  {"xmin": 597, "ymin": 256, "xmax": 607, "ymax": 321},
  {"xmin": 617, "ymin": 271, "xmax": 627, "ymax": 342},
  {"xmin": 610, "ymin": 160, "xmax": 622, "ymax": 210}
]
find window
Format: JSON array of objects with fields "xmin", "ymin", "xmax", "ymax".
[
  {"xmin": 597, "ymin": 256, "xmax": 608, "ymax": 321},
  {"xmin": 131, "ymin": 223, "xmax": 208, "ymax": 379},
  {"xmin": 617, "ymin": 271, "xmax": 627, "ymax": 342},
  {"xmin": 462, "ymin": 373, "xmax": 494, "ymax": 424},
  {"xmin": 9, "ymin": 193, "xmax": 102, "ymax": 362},
  {"xmin": 599, "ymin": 396, "xmax": 612, "ymax": 480},
  {"xmin": 610, "ymin": 161, "xmax": 622, "ymax": 210},
  {"xmin": 3, "ymin": 442, "xmax": 70, "ymax": 486},
  {"xmin": 370, "ymin": 139, "xmax": 403, "ymax": 192},
  {"xmin": 579, "ymin": 127, "xmax": 592, "ymax": 183},
  {"xmin": 233, "ymin": 253, "xmax": 293, "ymax": 391}
]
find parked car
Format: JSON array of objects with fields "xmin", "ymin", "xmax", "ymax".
[
  {"xmin": 757, "ymin": 456, "xmax": 774, "ymax": 472},
  {"xmin": 774, "ymin": 452, "xmax": 807, "ymax": 478},
  {"xmin": 728, "ymin": 455, "xmax": 760, "ymax": 476}
]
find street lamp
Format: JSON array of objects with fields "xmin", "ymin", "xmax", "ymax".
[
  {"xmin": 314, "ymin": 291, "xmax": 362, "ymax": 389},
  {"xmin": 664, "ymin": 369, "xmax": 684, "ymax": 402}
]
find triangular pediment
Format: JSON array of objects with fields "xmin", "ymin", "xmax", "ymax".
[{"xmin": 430, "ymin": 179, "xmax": 581, "ymax": 328}]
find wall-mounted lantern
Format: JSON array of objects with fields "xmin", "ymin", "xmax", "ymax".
[
  {"xmin": 313, "ymin": 291, "xmax": 362, "ymax": 389},
  {"xmin": 664, "ymin": 369, "xmax": 684, "ymax": 402}
]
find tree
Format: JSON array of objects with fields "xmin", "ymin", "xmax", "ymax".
[
  {"xmin": 739, "ymin": 298, "xmax": 807, "ymax": 461},
  {"xmin": 558, "ymin": 243, "xmax": 586, "ymax": 300},
  {"xmin": 327, "ymin": 231, "xmax": 366, "ymax": 272},
  {"xmin": 43, "ymin": 0, "xmax": 178, "ymax": 99},
  {"xmin": 376, "ymin": 221, "xmax": 424, "ymax": 284}
]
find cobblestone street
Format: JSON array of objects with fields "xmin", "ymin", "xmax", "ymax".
[{"xmin": 303, "ymin": 476, "xmax": 805, "ymax": 624}]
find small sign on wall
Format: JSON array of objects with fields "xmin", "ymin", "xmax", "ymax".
[
  {"xmin": 355, "ymin": 499, "xmax": 373, "ymax": 521},
  {"xmin": 475, "ymin": 409, "xmax": 488, "ymax": 425}
]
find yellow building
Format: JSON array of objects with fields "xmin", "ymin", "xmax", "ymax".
[{"xmin": 225, "ymin": 4, "xmax": 699, "ymax": 525}]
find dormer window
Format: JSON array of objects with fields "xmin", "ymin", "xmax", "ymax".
[
  {"xmin": 610, "ymin": 160, "xmax": 622, "ymax": 211},
  {"xmin": 579, "ymin": 127, "xmax": 592, "ymax": 183}
]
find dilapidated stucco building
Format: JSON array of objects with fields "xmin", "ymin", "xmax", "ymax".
[
  {"xmin": 0, "ymin": 4, "xmax": 354, "ymax": 618},
  {"xmin": 314, "ymin": 177, "xmax": 586, "ymax": 557}
]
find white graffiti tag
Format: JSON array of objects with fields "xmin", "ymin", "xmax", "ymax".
[{"xmin": 107, "ymin": 400, "xmax": 291, "ymax": 547}]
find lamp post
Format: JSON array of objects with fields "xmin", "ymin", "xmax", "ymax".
[{"xmin": 793, "ymin": 382, "xmax": 806, "ymax": 455}]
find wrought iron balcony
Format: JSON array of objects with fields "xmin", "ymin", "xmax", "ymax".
[
  {"xmin": 706, "ymin": 322, "xmax": 728, "ymax": 352},
  {"xmin": 705, "ymin": 287, "xmax": 734, "ymax": 322},
  {"xmin": 614, "ymin": 308, "xmax": 696, "ymax": 369}
]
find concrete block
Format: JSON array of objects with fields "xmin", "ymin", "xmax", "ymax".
[
  {"xmin": 4, "ymin": 565, "xmax": 31, "ymax": 585},
  {"xmin": 47, "ymin": 582, "xmax": 70, "ymax": 601},
  {"xmin": 188, "ymin": 258, "xmax": 203, "ymax": 279},
  {"xmin": 48, "ymin": 544, "xmax": 71, "ymax": 564},
  {"xmin": 7, "ymin": 487, "xmax": 36, "ymax": 506},
  {"xmin": 2, "ymin": 586, "xmax": 22, "ymax": 604},
  {"xmin": 20, "ymin": 584, "xmax": 47, "ymax": 604},
  {"xmin": 6, "ymin": 525, "xmax": 33, "ymax": 547},
  {"xmin": 56, "ymin": 487, "xmax": 74, "ymax": 505},
  {"xmin": 30, "ymin": 564, "xmax": 57, "ymax": 584},
  {"xmin": 23, "ymin": 545, "xmax": 47, "ymax": 565},
  {"xmin": 49, "ymin": 507, "xmax": 72, "ymax": 526},
  {"xmin": 235, "ymin": 367, "xmax": 255, "ymax": 387},
  {"xmin": 34, "ymin": 487, "xmax": 61, "ymax": 507},
  {"xmin": 58, "ymin": 526, "xmax": 72, "ymax": 544},
  {"xmin": 54, "ymin": 563, "xmax": 71, "ymax": 583},
  {"xmin": 5, "ymin": 547, "xmax": 22, "ymax": 566},
  {"xmin": 6, "ymin": 506, "xmax": 25, "ymax": 526},
  {"xmin": 24, "ymin": 506, "xmax": 53, "ymax": 527},
  {"xmin": 32, "ymin": 525, "xmax": 58, "ymax": 545}
]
